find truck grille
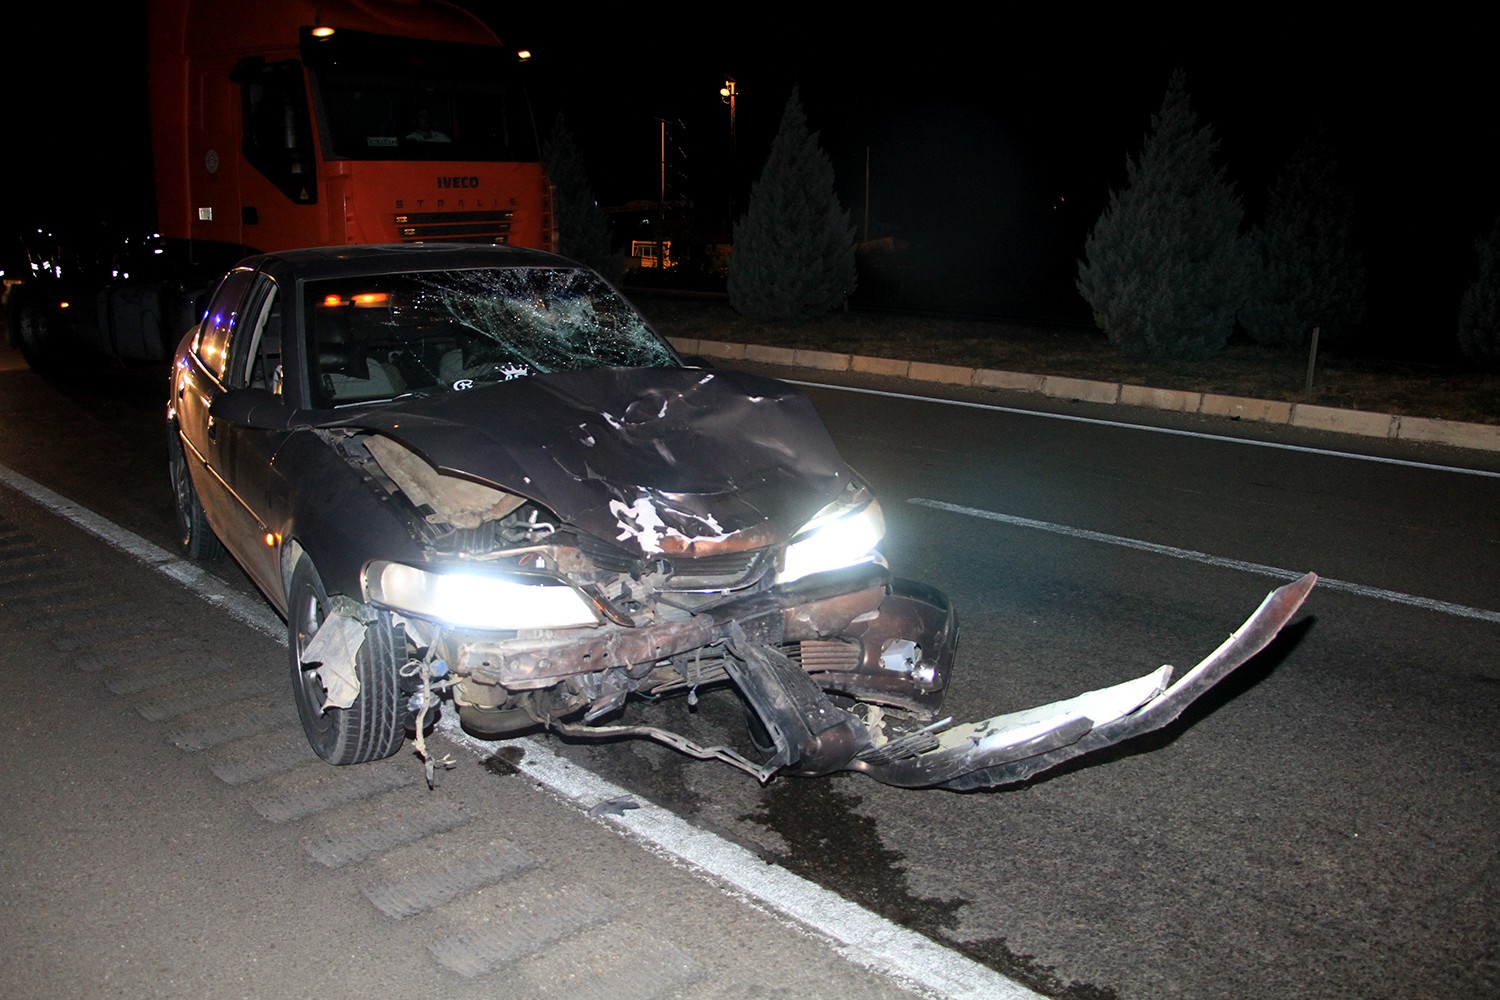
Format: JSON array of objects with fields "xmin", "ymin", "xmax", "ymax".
[{"xmin": 395, "ymin": 210, "xmax": 514, "ymax": 243}]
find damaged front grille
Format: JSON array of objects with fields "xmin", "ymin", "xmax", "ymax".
[
  {"xmin": 573, "ymin": 531, "xmax": 640, "ymax": 575},
  {"xmin": 660, "ymin": 549, "xmax": 772, "ymax": 592},
  {"xmin": 575, "ymin": 531, "xmax": 774, "ymax": 594}
]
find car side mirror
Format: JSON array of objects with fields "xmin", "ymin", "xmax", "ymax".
[{"xmin": 211, "ymin": 387, "xmax": 304, "ymax": 430}]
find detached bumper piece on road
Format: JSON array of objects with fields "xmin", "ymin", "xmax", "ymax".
[{"xmin": 851, "ymin": 572, "xmax": 1317, "ymax": 790}]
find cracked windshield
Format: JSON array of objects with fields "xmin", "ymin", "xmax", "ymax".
[{"xmin": 308, "ymin": 267, "xmax": 678, "ymax": 405}]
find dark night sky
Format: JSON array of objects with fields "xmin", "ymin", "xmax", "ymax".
[{"xmin": 6, "ymin": 6, "xmax": 1497, "ymax": 353}]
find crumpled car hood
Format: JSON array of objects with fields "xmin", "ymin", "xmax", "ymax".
[{"xmin": 325, "ymin": 367, "xmax": 850, "ymax": 552}]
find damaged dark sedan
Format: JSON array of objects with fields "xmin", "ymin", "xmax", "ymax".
[{"xmin": 168, "ymin": 244, "xmax": 1314, "ymax": 790}]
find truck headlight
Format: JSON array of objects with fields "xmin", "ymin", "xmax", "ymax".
[
  {"xmin": 778, "ymin": 484, "xmax": 885, "ymax": 585},
  {"xmin": 364, "ymin": 561, "xmax": 600, "ymax": 630}
]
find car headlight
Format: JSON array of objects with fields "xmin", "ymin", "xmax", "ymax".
[
  {"xmin": 364, "ymin": 561, "xmax": 601, "ymax": 630},
  {"xmin": 778, "ymin": 483, "xmax": 885, "ymax": 585}
]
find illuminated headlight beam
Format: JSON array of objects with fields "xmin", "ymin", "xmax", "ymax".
[
  {"xmin": 778, "ymin": 497, "xmax": 885, "ymax": 584},
  {"xmin": 364, "ymin": 561, "xmax": 600, "ymax": 630}
]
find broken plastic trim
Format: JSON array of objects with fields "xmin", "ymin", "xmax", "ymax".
[
  {"xmin": 299, "ymin": 598, "xmax": 370, "ymax": 709},
  {"xmin": 852, "ymin": 572, "xmax": 1318, "ymax": 790}
]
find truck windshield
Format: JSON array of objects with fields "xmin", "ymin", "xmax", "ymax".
[
  {"xmin": 301, "ymin": 28, "xmax": 538, "ymax": 163},
  {"xmin": 305, "ymin": 267, "xmax": 680, "ymax": 406}
]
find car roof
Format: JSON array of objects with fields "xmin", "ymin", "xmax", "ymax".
[{"xmin": 239, "ymin": 243, "xmax": 583, "ymax": 282}]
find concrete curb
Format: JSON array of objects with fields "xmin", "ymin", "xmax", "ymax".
[{"xmin": 670, "ymin": 338, "xmax": 1500, "ymax": 455}]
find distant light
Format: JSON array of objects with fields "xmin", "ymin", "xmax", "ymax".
[
  {"xmin": 516, "ymin": 49, "xmax": 532, "ymax": 62},
  {"xmin": 311, "ymin": 25, "xmax": 335, "ymax": 38}
]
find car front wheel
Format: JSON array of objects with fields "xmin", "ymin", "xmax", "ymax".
[{"xmin": 287, "ymin": 555, "xmax": 406, "ymax": 765}]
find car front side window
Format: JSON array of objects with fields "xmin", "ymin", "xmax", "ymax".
[{"xmin": 194, "ymin": 268, "xmax": 259, "ymax": 383}]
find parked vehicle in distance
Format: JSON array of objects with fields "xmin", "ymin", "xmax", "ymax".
[{"xmin": 168, "ymin": 243, "xmax": 1315, "ymax": 789}]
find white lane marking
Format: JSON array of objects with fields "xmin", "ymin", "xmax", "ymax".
[
  {"xmin": 0, "ymin": 465, "xmax": 285, "ymax": 639},
  {"xmin": 788, "ymin": 379, "xmax": 1500, "ymax": 480},
  {"xmin": 0, "ymin": 462, "xmax": 1041, "ymax": 1000},
  {"xmin": 439, "ymin": 721, "xmax": 1040, "ymax": 1000},
  {"xmin": 911, "ymin": 497, "xmax": 1500, "ymax": 625}
]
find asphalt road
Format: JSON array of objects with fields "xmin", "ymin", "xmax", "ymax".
[{"xmin": 1, "ymin": 344, "xmax": 1495, "ymax": 999}]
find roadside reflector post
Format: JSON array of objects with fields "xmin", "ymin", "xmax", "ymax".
[{"xmin": 1304, "ymin": 325, "xmax": 1321, "ymax": 400}]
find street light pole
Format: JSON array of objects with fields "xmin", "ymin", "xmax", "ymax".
[
  {"xmin": 657, "ymin": 118, "xmax": 665, "ymax": 267},
  {"xmin": 720, "ymin": 77, "xmax": 738, "ymax": 232},
  {"xmin": 719, "ymin": 77, "xmax": 737, "ymax": 152}
]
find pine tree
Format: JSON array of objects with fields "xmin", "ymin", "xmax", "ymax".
[
  {"xmin": 543, "ymin": 115, "xmax": 620, "ymax": 283},
  {"xmin": 1241, "ymin": 135, "xmax": 1366, "ymax": 348},
  {"xmin": 1076, "ymin": 68, "xmax": 1250, "ymax": 359},
  {"xmin": 1458, "ymin": 214, "xmax": 1500, "ymax": 366},
  {"xmin": 728, "ymin": 87, "xmax": 856, "ymax": 322}
]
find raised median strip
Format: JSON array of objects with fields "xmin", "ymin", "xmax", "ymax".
[
  {"xmin": 670, "ymin": 337, "xmax": 1500, "ymax": 454},
  {"xmin": 1290, "ymin": 403, "xmax": 1398, "ymax": 438},
  {"xmin": 908, "ymin": 360, "xmax": 979, "ymax": 386},
  {"xmin": 1119, "ymin": 383, "xmax": 1202, "ymax": 413},
  {"xmin": 1043, "ymin": 374, "xmax": 1122, "ymax": 405},
  {"xmin": 1200, "ymin": 393, "xmax": 1296, "ymax": 424},
  {"xmin": 852, "ymin": 354, "xmax": 912, "ymax": 378},
  {"xmin": 1396, "ymin": 415, "xmax": 1500, "ymax": 451},
  {"xmin": 974, "ymin": 368, "xmax": 1045, "ymax": 392}
]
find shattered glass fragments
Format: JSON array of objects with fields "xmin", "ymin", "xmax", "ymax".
[{"xmin": 306, "ymin": 267, "xmax": 677, "ymax": 405}]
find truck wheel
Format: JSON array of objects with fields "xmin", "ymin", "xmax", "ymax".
[
  {"xmin": 7, "ymin": 283, "xmax": 60, "ymax": 373},
  {"xmin": 167, "ymin": 431, "xmax": 224, "ymax": 560},
  {"xmin": 288, "ymin": 556, "xmax": 406, "ymax": 765}
]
